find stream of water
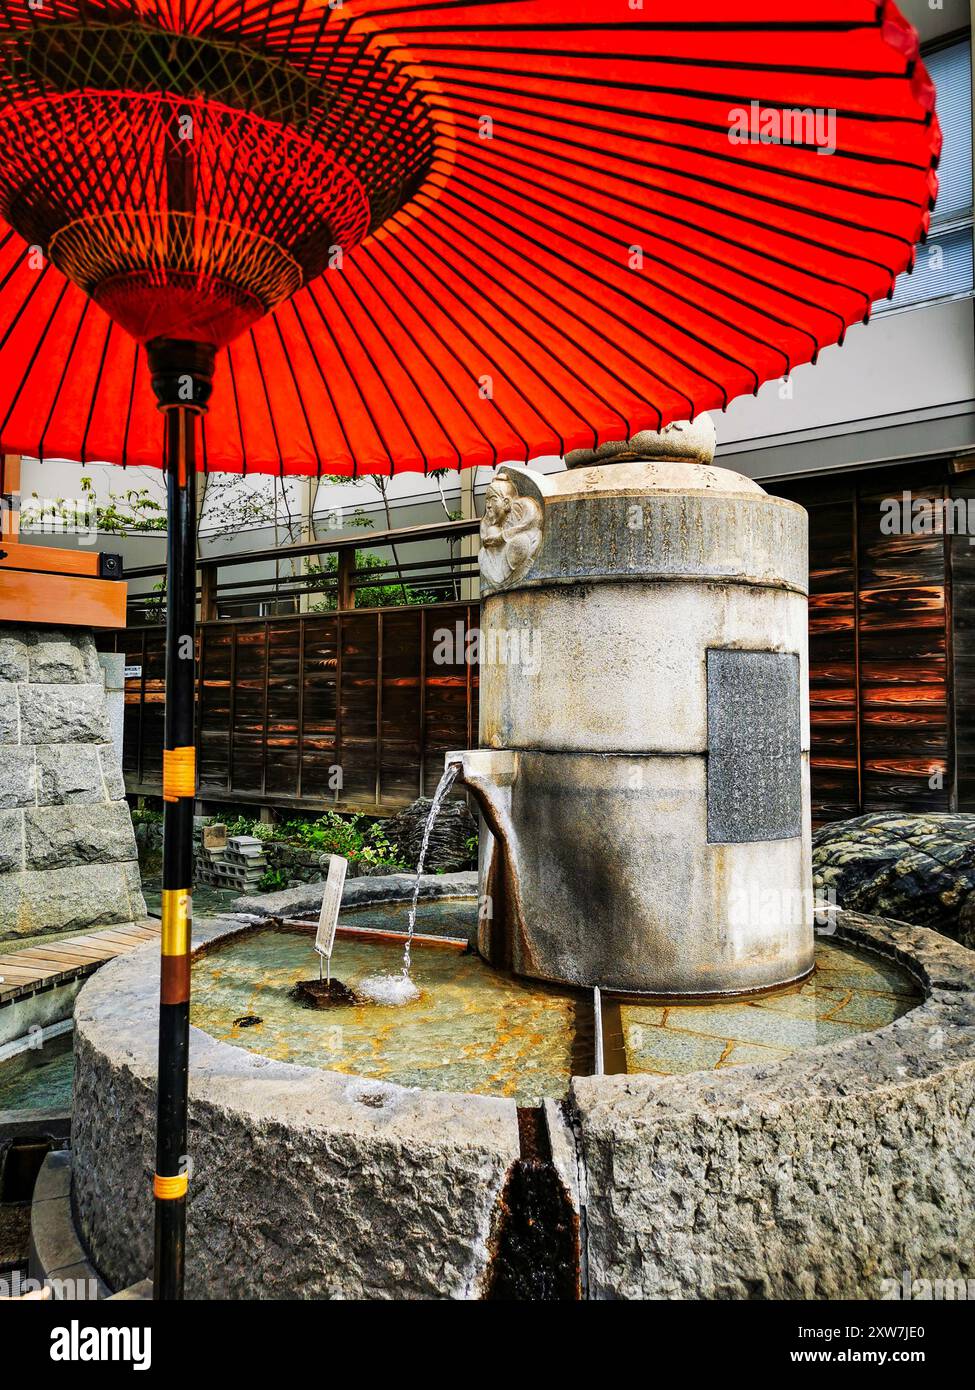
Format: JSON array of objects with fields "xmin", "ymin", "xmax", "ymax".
[{"xmin": 354, "ymin": 762, "xmax": 461, "ymax": 1007}]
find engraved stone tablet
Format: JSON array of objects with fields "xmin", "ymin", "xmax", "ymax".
[
  {"xmin": 315, "ymin": 854, "xmax": 348, "ymax": 964},
  {"xmin": 707, "ymin": 649, "xmax": 802, "ymax": 844}
]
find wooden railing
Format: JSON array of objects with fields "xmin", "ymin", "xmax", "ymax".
[{"xmin": 123, "ymin": 516, "xmax": 481, "ymax": 622}]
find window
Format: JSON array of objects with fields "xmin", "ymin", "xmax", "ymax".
[{"xmin": 877, "ymin": 38, "xmax": 973, "ymax": 314}]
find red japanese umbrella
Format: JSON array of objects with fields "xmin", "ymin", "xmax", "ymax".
[{"xmin": 0, "ymin": 0, "xmax": 940, "ymax": 1297}]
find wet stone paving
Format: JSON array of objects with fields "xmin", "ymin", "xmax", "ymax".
[{"xmin": 617, "ymin": 939, "xmax": 920, "ymax": 1075}]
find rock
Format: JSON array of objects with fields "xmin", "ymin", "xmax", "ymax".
[
  {"xmin": 0, "ymin": 623, "xmax": 147, "ymax": 944},
  {"xmin": 71, "ymin": 925, "xmax": 521, "ymax": 1300},
  {"xmin": 0, "ymin": 862, "xmax": 145, "ymax": 937},
  {"xmin": 34, "ymin": 745, "xmax": 105, "ymax": 806},
  {"xmin": 813, "ymin": 812, "xmax": 975, "ymax": 941},
  {"xmin": 0, "ymin": 681, "xmax": 18, "ymax": 743},
  {"xmin": 202, "ymin": 823, "xmax": 227, "ymax": 851},
  {"xmin": 0, "ymin": 746, "xmax": 37, "ymax": 810},
  {"xmin": 383, "ymin": 796, "xmax": 477, "ymax": 873},
  {"xmin": 0, "ymin": 632, "xmax": 28, "ymax": 683},
  {"xmin": 27, "ymin": 632, "xmax": 90, "ymax": 684},
  {"xmin": 23, "ymin": 804, "xmax": 139, "ymax": 871},
  {"xmin": 233, "ymin": 869, "xmax": 478, "ymax": 921},
  {"xmin": 18, "ymin": 684, "xmax": 111, "ymax": 745},
  {"xmin": 0, "ymin": 809, "xmax": 24, "ymax": 874}
]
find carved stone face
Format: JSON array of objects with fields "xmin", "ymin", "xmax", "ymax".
[
  {"xmin": 482, "ymin": 479, "xmax": 515, "ymax": 537},
  {"xmin": 479, "ymin": 475, "xmax": 543, "ymax": 589}
]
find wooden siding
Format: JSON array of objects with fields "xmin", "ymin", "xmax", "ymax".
[
  {"xmin": 100, "ymin": 603, "xmax": 478, "ymax": 812},
  {"xmin": 771, "ymin": 460, "xmax": 964, "ymax": 822}
]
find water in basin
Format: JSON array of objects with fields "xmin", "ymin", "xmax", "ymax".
[
  {"xmin": 190, "ymin": 901, "xmax": 921, "ymax": 1104},
  {"xmin": 0, "ymin": 1032, "xmax": 74, "ymax": 1112}
]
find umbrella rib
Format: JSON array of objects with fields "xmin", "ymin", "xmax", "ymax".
[
  {"xmin": 38, "ymin": 296, "xmax": 92, "ymax": 463},
  {"xmin": 426, "ymin": 169, "xmax": 809, "ymax": 377},
  {"xmin": 391, "ymin": 59, "xmax": 930, "ymax": 128},
  {"xmin": 343, "ymin": 257, "xmax": 477, "ymax": 470},
  {"xmin": 452, "ymin": 135, "xmax": 915, "ymax": 282},
  {"xmin": 224, "ymin": 345, "xmax": 248, "ymax": 474},
  {"xmin": 450, "ymin": 118, "xmax": 931, "ymax": 235},
  {"xmin": 359, "ymin": 237, "xmax": 519, "ymax": 465},
  {"xmin": 427, "ymin": 148, "xmax": 847, "ymax": 344},
  {"xmin": 248, "ymin": 326, "xmax": 285, "ymax": 475},
  {"xmin": 440, "ymin": 99, "xmax": 933, "ymax": 212},
  {"xmin": 420, "ymin": 77, "xmax": 936, "ymax": 174},
  {"xmin": 268, "ymin": 315, "xmax": 324, "ymax": 475},
  {"xmin": 0, "ymin": 277, "xmax": 69, "ymax": 443},
  {"xmin": 336, "ymin": 249, "xmax": 535, "ymax": 462},
  {"xmin": 413, "ymin": 192, "xmax": 810, "ymax": 394},
  {"xmin": 421, "ymin": 89, "xmax": 937, "ymax": 192},
  {"xmin": 439, "ymin": 156, "xmax": 881, "ymax": 313},
  {"xmin": 386, "ymin": 206, "xmax": 674, "ymax": 425},
  {"xmin": 121, "ymin": 340, "xmax": 139, "ymax": 471},
  {"xmin": 322, "ymin": 269, "xmax": 435, "ymax": 475},
  {"xmin": 358, "ymin": 9, "xmax": 883, "ymax": 35},
  {"xmin": 282, "ymin": 294, "xmax": 358, "ymax": 474},
  {"xmin": 303, "ymin": 278, "xmax": 400, "ymax": 475},
  {"xmin": 377, "ymin": 211, "xmax": 650, "ymax": 443},
  {"xmin": 368, "ymin": 43, "xmax": 906, "ymax": 83},
  {"xmin": 79, "ymin": 317, "xmax": 115, "ymax": 465},
  {"xmin": 407, "ymin": 189, "xmax": 734, "ymax": 409},
  {"xmin": 339, "ymin": 264, "xmax": 441, "ymax": 474}
]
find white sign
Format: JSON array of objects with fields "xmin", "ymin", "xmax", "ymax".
[
  {"xmin": 124, "ymin": 665, "xmax": 142, "ymax": 679},
  {"xmin": 315, "ymin": 855, "xmax": 347, "ymax": 977}
]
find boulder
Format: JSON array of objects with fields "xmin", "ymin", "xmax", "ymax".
[
  {"xmin": 383, "ymin": 796, "xmax": 477, "ymax": 874},
  {"xmin": 813, "ymin": 812, "xmax": 975, "ymax": 947}
]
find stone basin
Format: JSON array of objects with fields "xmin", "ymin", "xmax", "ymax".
[{"xmin": 68, "ymin": 882, "xmax": 975, "ymax": 1300}]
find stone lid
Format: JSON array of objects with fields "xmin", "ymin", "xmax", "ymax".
[
  {"xmin": 564, "ymin": 414, "xmax": 717, "ymax": 470},
  {"xmin": 545, "ymin": 456, "xmax": 767, "ymax": 502}
]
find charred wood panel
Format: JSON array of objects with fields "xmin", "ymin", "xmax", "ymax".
[
  {"xmin": 101, "ymin": 603, "xmax": 480, "ymax": 812},
  {"xmin": 771, "ymin": 461, "xmax": 954, "ymax": 822}
]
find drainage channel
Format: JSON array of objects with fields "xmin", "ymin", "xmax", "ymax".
[
  {"xmin": 487, "ymin": 986, "xmax": 625, "ymax": 1300},
  {"xmin": 485, "ymin": 1106, "xmax": 581, "ymax": 1300}
]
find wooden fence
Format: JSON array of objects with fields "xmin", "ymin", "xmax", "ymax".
[{"xmin": 100, "ymin": 604, "xmax": 479, "ymax": 813}]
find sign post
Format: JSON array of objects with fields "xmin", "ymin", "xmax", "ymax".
[{"xmin": 315, "ymin": 855, "xmax": 347, "ymax": 986}]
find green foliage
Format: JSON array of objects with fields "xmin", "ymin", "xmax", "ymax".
[
  {"xmin": 222, "ymin": 814, "xmax": 276, "ymax": 841},
  {"xmin": 279, "ymin": 810, "xmax": 409, "ymax": 871},
  {"xmin": 257, "ymin": 867, "xmax": 290, "ymax": 893},
  {"xmin": 304, "ymin": 552, "xmax": 439, "ymax": 611},
  {"xmin": 130, "ymin": 805, "xmax": 163, "ymax": 827},
  {"xmin": 215, "ymin": 808, "xmax": 409, "ymax": 874},
  {"xmin": 23, "ymin": 476, "xmax": 167, "ymax": 536}
]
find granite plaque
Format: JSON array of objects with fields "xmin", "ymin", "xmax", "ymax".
[{"xmin": 707, "ymin": 649, "xmax": 802, "ymax": 844}]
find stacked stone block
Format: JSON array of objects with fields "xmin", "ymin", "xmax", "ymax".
[
  {"xmin": 194, "ymin": 828, "xmax": 267, "ymax": 892},
  {"xmin": 0, "ymin": 625, "xmax": 147, "ymax": 942}
]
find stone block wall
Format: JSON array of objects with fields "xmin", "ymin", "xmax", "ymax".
[{"xmin": 0, "ymin": 625, "xmax": 147, "ymax": 943}]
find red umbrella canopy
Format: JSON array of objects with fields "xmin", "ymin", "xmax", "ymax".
[{"xmin": 0, "ymin": 0, "xmax": 941, "ymax": 476}]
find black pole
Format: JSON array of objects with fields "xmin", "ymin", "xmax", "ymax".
[{"xmin": 148, "ymin": 338, "xmax": 214, "ymax": 1301}]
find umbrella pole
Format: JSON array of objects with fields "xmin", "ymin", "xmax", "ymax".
[{"xmin": 149, "ymin": 340, "xmax": 213, "ymax": 1300}]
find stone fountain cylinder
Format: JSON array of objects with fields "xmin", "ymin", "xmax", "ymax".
[{"xmin": 450, "ymin": 420, "xmax": 814, "ymax": 996}]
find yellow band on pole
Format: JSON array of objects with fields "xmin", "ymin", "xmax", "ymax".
[
  {"xmin": 161, "ymin": 889, "xmax": 192, "ymax": 956},
  {"xmin": 162, "ymin": 745, "xmax": 196, "ymax": 802},
  {"xmin": 154, "ymin": 1172, "xmax": 188, "ymax": 1200}
]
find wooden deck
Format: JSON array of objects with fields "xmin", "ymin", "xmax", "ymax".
[{"xmin": 0, "ymin": 922, "xmax": 161, "ymax": 1005}]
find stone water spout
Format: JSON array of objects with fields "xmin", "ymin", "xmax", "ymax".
[{"xmin": 450, "ymin": 416, "xmax": 815, "ymax": 997}]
